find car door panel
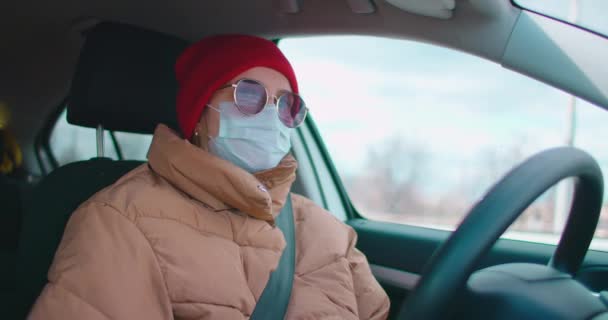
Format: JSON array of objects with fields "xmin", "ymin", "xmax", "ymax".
[{"xmin": 349, "ymin": 218, "xmax": 608, "ymax": 316}]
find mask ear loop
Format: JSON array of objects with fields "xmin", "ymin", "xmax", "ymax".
[
  {"xmin": 191, "ymin": 105, "xmax": 219, "ymax": 151},
  {"xmin": 203, "ymin": 104, "xmax": 223, "ymax": 149},
  {"xmin": 206, "ymin": 104, "xmax": 220, "ymax": 113}
]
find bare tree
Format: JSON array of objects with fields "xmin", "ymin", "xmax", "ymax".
[{"xmin": 346, "ymin": 136, "xmax": 430, "ymax": 215}]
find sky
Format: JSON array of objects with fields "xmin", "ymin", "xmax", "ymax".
[{"xmin": 278, "ymin": 30, "xmax": 608, "ymax": 201}]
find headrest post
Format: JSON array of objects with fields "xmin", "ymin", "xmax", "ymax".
[
  {"xmin": 96, "ymin": 124, "xmax": 104, "ymax": 157},
  {"xmin": 68, "ymin": 23, "xmax": 182, "ymax": 133}
]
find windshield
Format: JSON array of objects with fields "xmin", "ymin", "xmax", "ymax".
[
  {"xmin": 515, "ymin": 0, "xmax": 608, "ymax": 37},
  {"xmin": 280, "ymin": 36, "xmax": 608, "ymax": 251}
]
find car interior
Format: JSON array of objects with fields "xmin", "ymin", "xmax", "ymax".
[{"xmin": 2, "ymin": 0, "xmax": 608, "ymax": 319}]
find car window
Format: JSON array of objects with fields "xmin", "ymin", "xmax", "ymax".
[
  {"xmin": 515, "ymin": 0, "xmax": 608, "ymax": 37},
  {"xmin": 49, "ymin": 109, "xmax": 152, "ymax": 165},
  {"xmin": 280, "ymin": 36, "xmax": 608, "ymax": 251}
]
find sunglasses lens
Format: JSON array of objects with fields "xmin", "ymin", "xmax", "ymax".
[
  {"xmin": 278, "ymin": 93, "xmax": 307, "ymax": 128},
  {"xmin": 234, "ymin": 79, "xmax": 267, "ymax": 114}
]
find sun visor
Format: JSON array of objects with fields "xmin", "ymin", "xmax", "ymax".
[
  {"xmin": 385, "ymin": 0, "xmax": 456, "ymax": 19},
  {"xmin": 68, "ymin": 22, "xmax": 187, "ymax": 134}
]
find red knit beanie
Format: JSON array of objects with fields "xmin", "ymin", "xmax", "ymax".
[{"xmin": 175, "ymin": 34, "xmax": 299, "ymax": 139}]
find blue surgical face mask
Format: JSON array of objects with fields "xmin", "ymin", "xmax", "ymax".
[{"xmin": 207, "ymin": 101, "xmax": 292, "ymax": 173}]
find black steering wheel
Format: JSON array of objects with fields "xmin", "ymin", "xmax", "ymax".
[{"xmin": 398, "ymin": 147, "xmax": 606, "ymax": 320}]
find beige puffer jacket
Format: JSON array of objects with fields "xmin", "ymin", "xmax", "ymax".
[{"xmin": 29, "ymin": 124, "xmax": 390, "ymax": 320}]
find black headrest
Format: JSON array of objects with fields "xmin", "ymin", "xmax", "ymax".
[{"xmin": 68, "ymin": 22, "xmax": 188, "ymax": 134}]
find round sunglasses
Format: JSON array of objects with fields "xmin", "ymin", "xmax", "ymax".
[{"xmin": 218, "ymin": 78, "xmax": 308, "ymax": 128}]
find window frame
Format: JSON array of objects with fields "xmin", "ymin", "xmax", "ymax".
[
  {"xmin": 510, "ymin": 0, "xmax": 608, "ymax": 40},
  {"xmin": 292, "ymin": 114, "xmax": 356, "ymax": 221},
  {"xmin": 34, "ymin": 98, "xmax": 66, "ymax": 175}
]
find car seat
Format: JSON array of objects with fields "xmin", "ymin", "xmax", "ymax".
[{"xmin": 14, "ymin": 22, "xmax": 185, "ymax": 318}]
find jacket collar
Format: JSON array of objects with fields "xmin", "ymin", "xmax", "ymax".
[{"xmin": 147, "ymin": 124, "xmax": 297, "ymax": 223}]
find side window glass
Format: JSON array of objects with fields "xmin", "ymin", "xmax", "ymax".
[
  {"xmin": 49, "ymin": 109, "xmax": 152, "ymax": 166},
  {"xmin": 280, "ymin": 36, "xmax": 608, "ymax": 250}
]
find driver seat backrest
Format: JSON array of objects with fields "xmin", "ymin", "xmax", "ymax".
[
  {"xmin": 14, "ymin": 22, "xmax": 187, "ymax": 318},
  {"xmin": 15, "ymin": 159, "xmax": 143, "ymax": 318}
]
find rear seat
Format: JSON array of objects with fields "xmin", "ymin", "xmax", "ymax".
[
  {"xmin": 0, "ymin": 174, "xmax": 34, "ymax": 319},
  {"xmin": 0, "ymin": 176, "xmax": 25, "ymax": 253}
]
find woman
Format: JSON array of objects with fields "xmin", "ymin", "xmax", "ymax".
[{"xmin": 30, "ymin": 35, "xmax": 390, "ymax": 319}]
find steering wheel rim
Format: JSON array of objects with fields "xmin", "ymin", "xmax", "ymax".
[{"xmin": 397, "ymin": 147, "xmax": 604, "ymax": 320}]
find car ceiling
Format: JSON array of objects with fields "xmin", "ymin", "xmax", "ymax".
[{"xmin": 1, "ymin": 0, "xmax": 520, "ymax": 171}]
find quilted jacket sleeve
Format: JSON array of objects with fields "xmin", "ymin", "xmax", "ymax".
[
  {"xmin": 347, "ymin": 228, "xmax": 391, "ymax": 320},
  {"xmin": 28, "ymin": 201, "xmax": 172, "ymax": 320}
]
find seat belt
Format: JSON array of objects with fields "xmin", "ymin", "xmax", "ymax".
[{"xmin": 250, "ymin": 195, "xmax": 295, "ymax": 320}]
